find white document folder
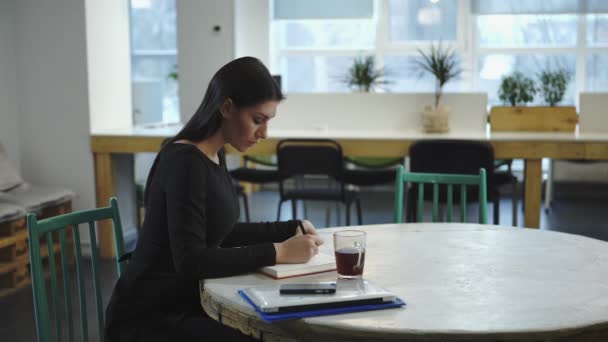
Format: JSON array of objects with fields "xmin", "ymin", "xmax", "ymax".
[{"xmin": 240, "ymin": 279, "xmax": 396, "ymax": 313}]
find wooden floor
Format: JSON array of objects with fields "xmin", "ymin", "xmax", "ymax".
[{"xmin": 1, "ymin": 185, "xmax": 607, "ymax": 341}]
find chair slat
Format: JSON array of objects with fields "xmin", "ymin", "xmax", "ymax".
[
  {"xmin": 88, "ymin": 221, "xmax": 105, "ymax": 342},
  {"xmin": 72, "ymin": 225, "xmax": 89, "ymax": 342},
  {"xmin": 27, "ymin": 214, "xmax": 52, "ymax": 342},
  {"xmin": 46, "ymin": 232, "xmax": 62, "ymax": 342},
  {"xmin": 479, "ymin": 168, "xmax": 488, "ymax": 224},
  {"xmin": 447, "ymin": 184, "xmax": 453, "ymax": 223},
  {"xmin": 394, "ymin": 166, "xmax": 405, "ymax": 223},
  {"xmin": 417, "ymin": 183, "xmax": 424, "ymax": 223},
  {"xmin": 461, "ymin": 184, "xmax": 467, "ymax": 222},
  {"xmin": 59, "ymin": 229, "xmax": 74, "ymax": 342},
  {"xmin": 432, "ymin": 183, "xmax": 439, "ymax": 222}
]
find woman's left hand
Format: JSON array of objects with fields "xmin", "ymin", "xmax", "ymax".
[{"xmin": 296, "ymin": 219, "xmax": 318, "ymax": 236}]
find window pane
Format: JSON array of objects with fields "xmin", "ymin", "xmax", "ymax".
[
  {"xmin": 389, "ymin": 0, "xmax": 457, "ymax": 42},
  {"xmin": 478, "ymin": 54, "xmax": 576, "ymax": 105},
  {"xmin": 586, "ymin": 54, "xmax": 608, "ymax": 91},
  {"xmin": 275, "ymin": 20, "xmax": 375, "ymax": 49},
  {"xmin": 477, "ymin": 15, "xmax": 578, "ymax": 47},
  {"xmin": 130, "ymin": 0, "xmax": 177, "ymax": 50},
  {"xmin": 280, "ymin": 56, "xmax": 357, "ymax": 93},
  {"xmin": 587, "ymin": 15, "xmax": 608, "ymax": 46},
  {"xmin": 384, "ymin": 55, "xmax": 465, "ymax": 92},
  {"xmin": 132, "ymin": 55, "xmax": 180, "ymax": 123}
]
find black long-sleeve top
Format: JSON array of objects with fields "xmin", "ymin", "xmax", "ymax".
[{"xmin": 106, "ymin": 143, "xmax": 298, "ymax": 334}]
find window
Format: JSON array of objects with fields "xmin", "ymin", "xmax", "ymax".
[
  {"xmin": 585, "ymin": 14, "xmax": 608, "ymax": 91},
  {"xmin": 271, "ymin": 0, "xmax": 463, "ymax": 93},
  {"xmin": 389, "ymin": 0, "xmax": 458, "ymax": 42},
  {"xmin": 270, "ymin": 0, "xmax": 608, "ymax": 99},
  {"xmin": 129, "ymin": 0, "xmax": 180, "ymax": 125}
]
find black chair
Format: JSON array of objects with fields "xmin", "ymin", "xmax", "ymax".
[
  {"xmin": 406, "ymin": 140, "xmax": 517, "ymax": 225},
  {"xmin": 342, "ymin": 157, "xmax": 402, "ymax": 186},
  {"xmin": 276, "ymin": 139, "xmax": 362, "ymax": 225},
  {"xmin": 229, "ymin": 155, "xmax": 283, "ymax": 223}
]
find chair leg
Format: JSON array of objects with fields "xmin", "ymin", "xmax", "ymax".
[
  {"xmin": 544, "ymin": 159, "xmax": 554, "ymax": 212},
  {"xmin": 277, "ymin": 200, "xmax": 283, "ymax": 221},
  {"xmin": 511, "ymin": 178, "xmax": 518, "ymax": 227},
  {"xmin": 356, "ymin": 198, "xmax": 363, "ymax": 225},
  {"xmin": 345, "ymin": 202, "xmax": 351, "ymax": 226},
  {"xmin": 240, "ymin": 192, "xmax": 250, "ymax": 222},
  {"xmin": 291, "ymin": 200, "xmax": 298, "ymax": 219},
  {"xmin": 336, "ymin": 202, "xmax": 341, "ymax": 226},
  {"xmin": 493, "ymin": 196, "xmax": 499, "ymax": 225}
]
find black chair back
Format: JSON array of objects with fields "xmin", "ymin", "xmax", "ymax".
[
  {"xmin": 276, "ymin": 139, "xmax": 345, "ymax": 198},
  {"xmin": 410, "ymin": 140, "xmax": 495, "ymax": 189},
  {"xmin": 277, "ymin": 139, "xmax": 344, "ymax": 179},
  {"xmin": 407, "ymin": 140, "xmax": 496, "ymax": 221}
]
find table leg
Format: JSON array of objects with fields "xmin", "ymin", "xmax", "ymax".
[
  {"xmin": 94, "ymin": 153, "xmax": 117, "ymax": 259},
  {"xmin": 524, "ymin": 159, "xmax": 542, "ymax": 229}
]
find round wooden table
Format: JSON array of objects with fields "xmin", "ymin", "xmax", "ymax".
[{"xmin": 200, "ymin": 223, "xmax": 608, "ymax": 341}]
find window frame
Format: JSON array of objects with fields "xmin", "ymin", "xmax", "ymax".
[{"xmin": 269, "ymin": 0, "xmax": 607, "ymax": 96}]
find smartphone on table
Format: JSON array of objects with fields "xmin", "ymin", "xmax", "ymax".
[{"xmin": 279, "ymin": 282, "xmax": 337, "ymax": 295}]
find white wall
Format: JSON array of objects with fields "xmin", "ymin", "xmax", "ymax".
[
  {"xmin": 85, "ymin": 0, "xmax": 133, "ymax": 131},
  {"xmin": 235, "ymin": 0, "xmax": 270, "ymax": 66},
  {"xmin": 14, "ymin": 0, "xmax": 95, "ymax": 213},
  {"xmin": 272, "ymin": 93, "xmax": 488, "ymax": 133},
  {"xmin": 177, "ymin": 0, "xmax": 235, "ymax": 123},
  {"xmin": 0, "ymin": 0, "xmax": 20, "ymax": 166}
]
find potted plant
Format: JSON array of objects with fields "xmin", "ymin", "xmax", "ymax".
[
  {"xmin": 342, "ymin": 56, "xmax": 389, "ymax": 92},
  {"xmin": 491, "ymin": 69, "xmax": 576, "ymax": 132},
  {"xmin": 538, "ymin": 68, "xmax": 570, "ymax": 107},
  {"xmin": 497, "ymin": 71, "xmax": 536, "ymax": 107},
  {"xmin": 413, "ymin": 42, "xmax": 462, "ymax": 133}
]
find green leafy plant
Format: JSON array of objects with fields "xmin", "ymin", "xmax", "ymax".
[
  {"xmin": 342, "ymin": 56, "xmax": 389, "ymax": 92},
  {"xmin": 413, "ymin": 42, "xmax": 462, "ymax": 108},
  {"xmin": 498, "ymin": 71, "xmax": 537, "ymax": 106},
  {"xmin": 538, "ymin": 68, "xmax": 570, "ymax": 106}
]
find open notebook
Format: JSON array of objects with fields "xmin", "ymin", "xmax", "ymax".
[{"xmin": 258, "ymin": 253, "xmax": 336, "ymax": 279}]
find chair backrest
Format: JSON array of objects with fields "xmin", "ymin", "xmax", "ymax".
[
  {"xmin": 27, "ymin": 197, "xmax": 126, "ymax": 342},
  {"xmin": 410, "ymin": 139, "xmax": 495, "ymax": 192},
  {"xmin": 394, "ymin": 165, "xmax": 488, "ymax": 224},
  {"xmin": 276, "ymin": 139, "xmax": 346, "ymax": 198}
]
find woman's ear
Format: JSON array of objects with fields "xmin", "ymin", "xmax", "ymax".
[{"xmin": 219, "ymin": 98, "xmax": 234, "ymax": 119}]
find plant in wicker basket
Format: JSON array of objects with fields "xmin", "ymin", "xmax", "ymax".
[{"xmin": 413, "ymin": 42, "xmax": 462, "ymax": 132}]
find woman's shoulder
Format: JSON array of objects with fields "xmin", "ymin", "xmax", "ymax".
[{"xmin": 160, "ymin": 143, "xmax": 209, "ymax": 169}]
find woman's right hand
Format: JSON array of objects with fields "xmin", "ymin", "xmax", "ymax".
[{"xmin": 274, "ymin": 234, "xmax": 324, "ymax": 264}]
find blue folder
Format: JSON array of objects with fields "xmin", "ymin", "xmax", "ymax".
[{"xmin": 238, "ymin": 289, "xmax": 406, "ymax": 323}]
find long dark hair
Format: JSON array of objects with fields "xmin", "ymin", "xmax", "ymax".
[{"xmin": 144, "ymin": 57, "xmax": 283, "ymax": 206}]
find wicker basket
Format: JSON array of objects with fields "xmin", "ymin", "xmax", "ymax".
[{"xmin": 422, "ymin": 105, "xmax": 451, "ymax": 133}]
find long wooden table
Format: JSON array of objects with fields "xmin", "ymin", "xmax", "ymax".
[{"xmin": 91, "ymin": 126, "xmax": 608, "ymax": 258}]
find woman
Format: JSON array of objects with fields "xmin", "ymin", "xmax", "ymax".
[{"xmin": 105, "ymin": 57, "xmax": 323, "ymax": 341}]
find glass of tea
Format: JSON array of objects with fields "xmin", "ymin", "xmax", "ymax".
[{"xmin": 333, "ymin": 230, "xmax": 367, "ymax": 279}]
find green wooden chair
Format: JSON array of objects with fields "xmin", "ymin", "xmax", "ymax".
[
  {"xmin": 27, "ymin": 197, "xmax": 126, "ymax": 342},
  {"xmin": 394, "ymin": 166, "xmax": 488, "ymax": 224}
]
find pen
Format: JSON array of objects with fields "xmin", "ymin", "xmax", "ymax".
[{"xmin": 297, "ymin": 220, "xmax": 306, "ymax": 235}]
